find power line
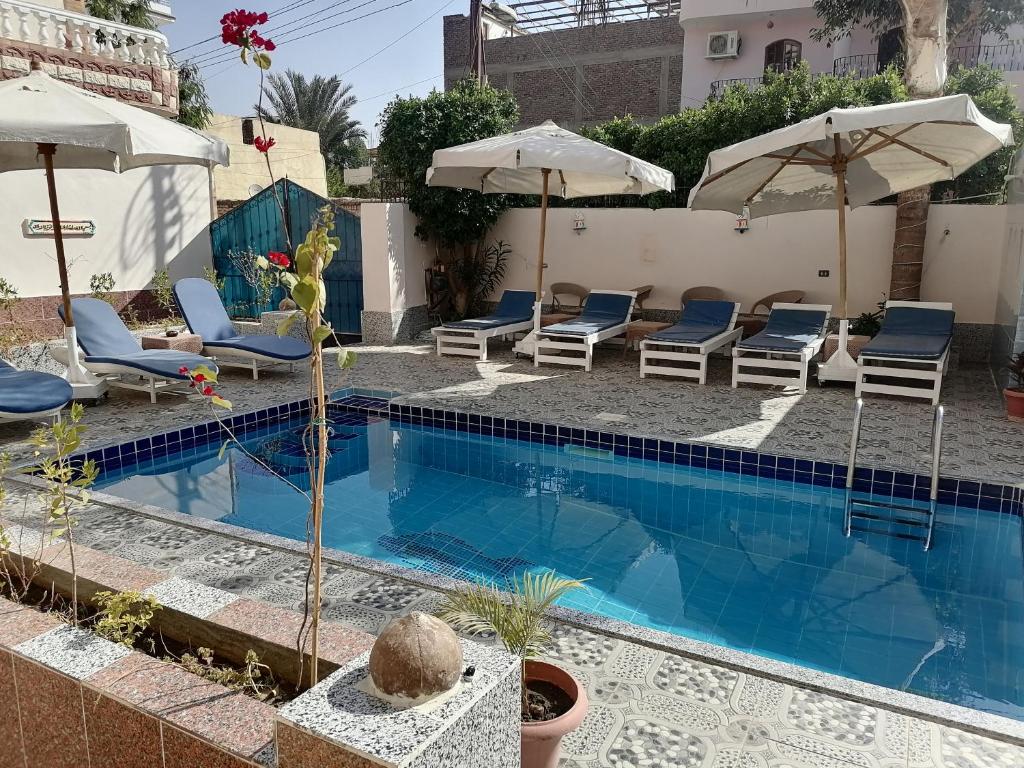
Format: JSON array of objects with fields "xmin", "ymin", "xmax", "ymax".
[
  {"xmin": 170, "ymin": 0, "xmax": 326, "ymax": 55},
  {"xmin": 339, "ymin": 0, "xmax": 457, "ymax": 77},
  {"xmin": 359, "ymin": 74, "xmax": 442, "ymax": 103},
  {"xmin": 197, "ymin": 0, "xmax": 411, "ymax": 70}
]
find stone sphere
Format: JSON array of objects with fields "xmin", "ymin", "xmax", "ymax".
[
  {"xmin": 368, "ymin": 612, "xmax": 463, "ymax": 701},
  {"xmin": 278, "ymin": 297, "xmax": 297, "ymax": 311}
]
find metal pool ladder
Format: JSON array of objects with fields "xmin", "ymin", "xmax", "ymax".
[{"xmin": 843, "ymin": 398, "xmax": 944, "ymax": 550}]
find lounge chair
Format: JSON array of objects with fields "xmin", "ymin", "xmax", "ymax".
[
  {"xmin": 640, "ymin": 300, "xmax": 742, "ymax": 384},
  {"xmin": 535, "ymin": 290, "xmax": 636, "ymax": 372},
  {"xmin": 752, "ymin": 290, "xmax": 805, "ymax": 315},
  {"xmin": 681, "ymin": 286, "xmax": 728, "ymax": 306},
  {"xmin": 732, "ymin": 302, "xmax": 831, "ymax": 393},
  {"xmin": 856, "ymin": 301, "xmax": 954, "ymax": 405},
  {"xmin": 0, "ymin": 360, "xmax": 72, "ymax": 422},
  {"xmin": 173, "ymin": 277, "xmax": 311, "ymax": 379},
  {"xmin": 431, "ymin": 289, "xmax": 536, "ymax": 361},
  {"xmin": 58, "ymin": 298, "xmax": 217, "ymax": 403}
]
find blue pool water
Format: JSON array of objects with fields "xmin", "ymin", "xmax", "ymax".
[{"xmin": 96, "ymin": 411, "xmax": 1024, "ymax": 720}]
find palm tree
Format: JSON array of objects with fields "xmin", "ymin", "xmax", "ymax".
[{"xmin": 255, "ymin": 70, "xmax": 366, "ymax": 169}]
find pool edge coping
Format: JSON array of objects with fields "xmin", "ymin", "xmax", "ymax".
[{"xmin": 10, "ymin": 471, "xmax": 1024, "ymax": 748}]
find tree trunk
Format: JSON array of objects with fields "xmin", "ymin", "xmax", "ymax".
[{"xmin": 888, "ymin": 0, "xmax": 948, "ymax": 301}]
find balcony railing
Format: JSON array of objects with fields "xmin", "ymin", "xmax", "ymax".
[
  {"xmin": 0, "ymin": 0, "xmax": 171, "ymax": 68},
  {"xmin": 833, "ymin": 41, "xmax": 1024, "ymax": 78},
  {"xmin": 708, "ymin": 76, "xmax": 768, "ymax": 99}
]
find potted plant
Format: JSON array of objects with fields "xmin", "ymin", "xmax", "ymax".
[
  {"xmin": 438, "ymin": 571, "xmax": 588, "ymax": 768},
  {"xmin": 1006, "ymin": 352, "xmax": 1024, "ymax": 421}
]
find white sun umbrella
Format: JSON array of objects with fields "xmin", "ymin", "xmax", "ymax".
[
  {"xmin": 689, "ymin": 94, "xmax": 1013, "ymax": 382},
  {"xmin": 0, "ymin": 67, "xmax": 229, "ymax": 395},
  {"xmin": 427, "ymin": 120, "xmax": 674, "ymax": 351}
]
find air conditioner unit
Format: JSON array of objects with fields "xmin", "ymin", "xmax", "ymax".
[{"xmin": 706, "ymin": 31, "xmax": 740, "ymax": 59}]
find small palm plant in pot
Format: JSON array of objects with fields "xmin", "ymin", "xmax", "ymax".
[
  {"xmin": 1005, "ymin": 352, "xmax": 1024, "ymax": 421},
  {"xmin": 438, "ymin": 570, "xmax": 588, "ymax": 768}
]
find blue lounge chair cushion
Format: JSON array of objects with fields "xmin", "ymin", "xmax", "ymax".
[
  {"xmin": 0, "ymin": 360, "xmax": 73, "ymax": 415},
  {"xmin": 647, "ymin": 300, "xmax": 735, "ymax": 344},
  {"xmin": 61, "ymin": 297, "xmax": 143, "ymax": 356},
  {"xmin": 59, "ymin": 298, "xmax": 218, "ymax": 380},
  {"xmin": 442, "ymin": 290, "xmax": 536, "ymax": 330},
  {"xmin": 542, "ymin": 292, "xmax": 633, "ymax": 336},
  {"xmin": 738, "ymin": 308, "xmax": 828, "ymax": 353},
  {"xmin": 204, "ymin": 335, "xmax": 312, "ymax": 361},
  {"xmin": 175, "ymin": 277, "xmax": 312, "ymax": 361},
  {"xmin": 860, "ymin": 306, "xmax": 954, "ymax": 361},
  {"xmin": 82, "ymin": 350, "xmax": 214, "ymax": 380},
  {"xmin": 173, "ymin": 277, "xmax": 239, "ymax": 342}
]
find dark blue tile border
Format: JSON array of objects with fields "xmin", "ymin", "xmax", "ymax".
[{"xmin": 66, "ymin": 387, "xmax": 1024, "ymax": 519}]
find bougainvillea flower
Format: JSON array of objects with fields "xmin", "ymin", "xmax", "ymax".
[
  {"xmin": 268, "ymin": 251, "xmax": 290, "ymax": 268},
  {"xmin": 202, "ymin": 386, "xmax": 214, "ymax": 396},
  {"xmin": 193, "ymin": 373, "xmax": 206, "ymax": 384},
  {"xmin": 179, "ymin": 366, "xmax": 189, "ymax": 374},
  {"xmin": 220, "ymin": 9, "xmax": 274, "ymax": 52},
  {"xmin": 253, "ymin": 136, "xmax": 276, "ymax": 153}
]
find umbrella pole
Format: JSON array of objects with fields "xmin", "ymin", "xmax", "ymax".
[
  {"xmin": 38, "ymin": 143, "xmax": 103, "ymax": 393},
  {"xmin": 818, "ymin": 136, "xmax": 858, "ymax": 383},
  {"xmin": 532, "ymin": 168, "xmax": 551, "ymax": 336}
]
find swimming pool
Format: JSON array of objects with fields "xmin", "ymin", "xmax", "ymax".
[{"xmin": 92, "ymin": 398, "xmax": 1024, "ymax": 721}]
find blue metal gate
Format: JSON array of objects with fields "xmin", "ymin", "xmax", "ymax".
[{"xmin": 209, "ymin": 180, "xmax": 363, "ymax": 335}]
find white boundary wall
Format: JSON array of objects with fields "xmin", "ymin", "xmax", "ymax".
[
  {"xmin": 487, "ymin": 204, "xmax": 1007, "ymax": 324},
  {"xmin": 1, "ymin": 165, "xmax": 213, "ymax": 298}
]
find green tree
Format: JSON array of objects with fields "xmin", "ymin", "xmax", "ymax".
[
  {"xmin": 812, "ymin": 0, "xmax": 1024, "ymax": 45},
  {"xmin": 255, "ymin": 70, "xmax": 365, "ymax": 168},
  {"xmin": 621, "ymin": 64, "xmax": 908, "ymax": 205},
  {"xmin": 86, "ymin": 0, "xmax": 153, "ymax": 28},
  {"xmin": 175, "ymin": 61, "xmax": 213, "ymax": 130},
  {"xmin": 377, "ymin": 80, "xmax": 519, "ymax": 317}
]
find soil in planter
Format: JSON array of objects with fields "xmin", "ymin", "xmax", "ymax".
[{"xmin": 523, "ymin": 679, "xmax": 574, "ymax": 722}]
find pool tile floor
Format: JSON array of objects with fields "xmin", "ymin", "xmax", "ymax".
[{"xmin": 3, "ymin": 484, "xmax": 1022, "ymax": 767}]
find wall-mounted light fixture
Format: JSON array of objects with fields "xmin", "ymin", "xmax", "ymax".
[
  {"xmin": 573, "ymin": 212, "xmax": 586, "ymax": 234},
  {"xmin": 734, "ymin": 205, "xmax": 750, "ymax": 233}
]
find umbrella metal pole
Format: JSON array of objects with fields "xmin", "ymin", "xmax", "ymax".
[
  {"xmin": 39, "ymin": 143, "xmax": 73, "ymax": 328},
  {"xmin": 535, "ymin": 168, "xmax": 550, "ymax": 304}
]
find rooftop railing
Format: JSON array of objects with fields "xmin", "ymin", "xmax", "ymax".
[
  {"xmin": 0, "ymin": 0, "xmax": 171, "ymax": 68},
  {"xmin": 833, "ymin": 41, "xmax": 1024, "ymax": 77}
]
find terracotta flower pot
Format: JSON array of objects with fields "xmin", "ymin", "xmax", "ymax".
[
  {"xmin": 521, "ymin": 660, "xmax": 588, "ymax": 768},
  {"xmin": 1006, "ymin": 389, "xmax": 1024, "ymax": 422}
]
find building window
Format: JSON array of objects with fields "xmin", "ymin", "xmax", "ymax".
[
  {"xmin": 765, "ymin": 39, "xmax": 802, "ymax": 73},
  {"xmin": 241, "ymin": 118, "xmax": 255, "ymax": 146},
  {"xmin": 877, "ymin": 27, "xmax": 904, "ymax": 71}
]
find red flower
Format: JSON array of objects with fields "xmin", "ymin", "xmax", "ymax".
[
  {"xmin": 178, "ymin": 366, "xmax": 189, "ymax": 374},
  {"xmin": 220, "ymin": 9, "xmax": 274, "ymax": 53},
  {"xmin": 268, "ymin": 251, "xmax": 290, "ymax": 268},
  {"xmin": 193, "ymin": 373, "xmax": 206, "ymax": 384},
  {"xmin": 253, "ymin": 136, "xmax": 275, "ymax": 153},
  {"xmin": 203, "ymin": 386, "xmax": 214, "ymax": 396}
]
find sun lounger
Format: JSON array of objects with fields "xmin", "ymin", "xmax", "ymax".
[
  {"xmin": 732, "ymin": 302, "xmax": 831, "ymax": 393},
  {"xmin": 856, "ymin": 301, "xmax": 954, "ymax": 405},
  {"xmin": 174, "ymin": 277, "xmax": 311, "ymax": 379},
  {"xmin": 0, "ymin": 359, "xmax": 73, "ymax": 422},
  {"xmin": 431, "ymin": 289, "xmax": 536, "ymax": 361},
  {"xmin": 58, "ymin": 297, "xmax": 218, "ymax": 403},
  {"xmin": 640, "ymin": 300, "xmax": 742, "ymax": 384},
  {"xmin": 535, "ymin": 290, "xmax": 636, "ymax": 372}
]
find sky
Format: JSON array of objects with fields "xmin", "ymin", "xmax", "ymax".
[{"xmin": 167, "ymin": 0, "xmax": 461, "ymax": 146}]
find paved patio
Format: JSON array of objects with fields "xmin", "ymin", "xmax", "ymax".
[
  {"xmin": 3, "ymin": 481, "xmax": 1022, "ymax": 768},
  {"xmin": 1, "ymin": 341, "xmax": 1020, "ymax": 485}
]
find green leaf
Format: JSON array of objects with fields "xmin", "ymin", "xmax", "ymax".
[
  {"xmin": 291, "ymin": 277, "xmax": 318, "ymax": 314},
  {"xmin": 277, "ymin": 311, "xmax": 301, "ymax": 337},
  {"xmin": 295, "ymin": 243, "xmax": 313, "ymax": 277},
  {"xmin": 336, "ymin": 348, "xmax": 357, "ymax": 369},
  {"xmin": 191, "ymin": 364, "xmax": 218, "ymax": 384},
  {"xmin": 311, "ymin": 326, "xmax": 332, "ymax": 346},
  {"xmin": 253, "ymin": 52, "xmax": 272, "ymax": 70},
  {"xmin": 239, "ymin": 48, "xmax": 248, "ymax": 64},
  {"xmin": 218, "ymin": 441, "xmax": 229, "ymax": 460},
  {"xmin": 211, "ymin": 396, "xmax": 232, "ymax": 410},
  {"xmin": 255, "ymin": 255, "xmax": 269, "ymax": 270},
  {"xmin": 280, "ymin": 272, "xmax": 298, "ymax": 290}
]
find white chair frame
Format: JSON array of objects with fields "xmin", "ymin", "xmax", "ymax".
[
  {"xmin": 202, "ymin": 347, "xmax": 299, "ymax": 380},
  {"xmin": 48, "ymin": 346, "xmax": 209, "ymax": 404},
  {"xmin": 535, "ymin": 290, "xmax": 637, "ymax": 372},
  {"xmin": 855, "ymin": 300, "xmax": 953, "ymax": 406},
  {"xmin": 732, "ymin": 303, "xmax": 832, "ymax": 394},
  {"xmin": 640, "ymin": 302, "xmax": 743, "ymax": 384},
  {"xmin": 0, "ymin": 405, "xmax": 65, "ymax": 423},
  {"xmin": 431, "ymin": 319, "xmax": 535, "ymax": 362}
]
